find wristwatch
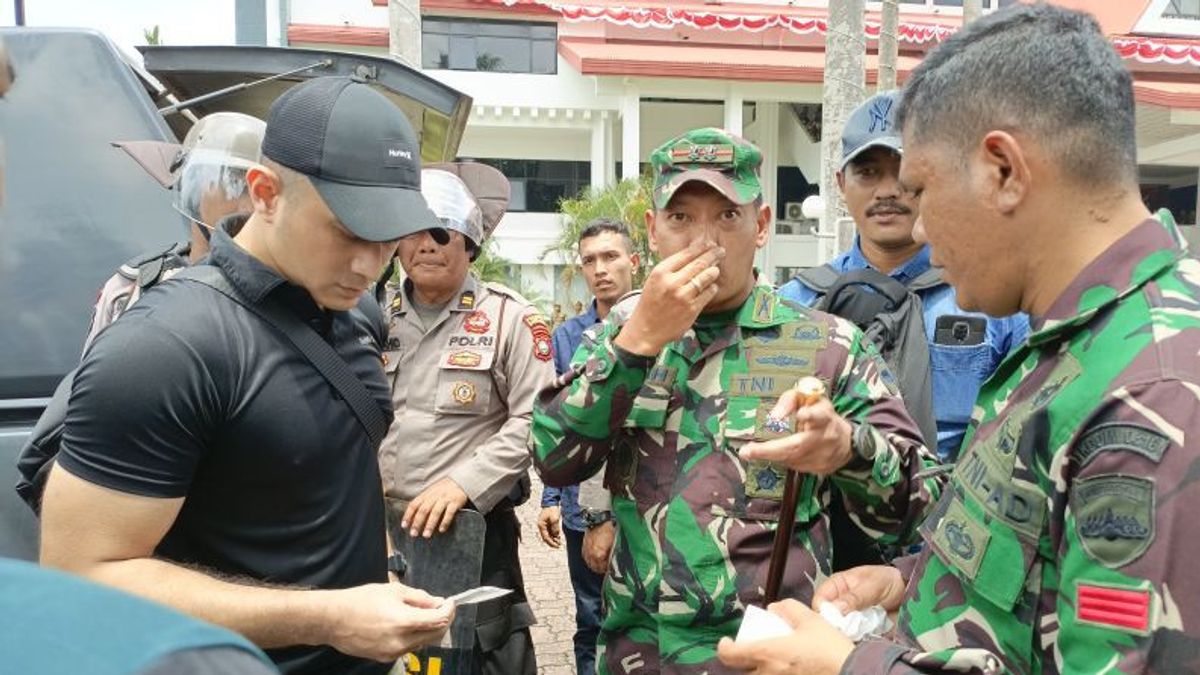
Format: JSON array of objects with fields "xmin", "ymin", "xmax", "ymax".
[
  {"xmin": 387, "ymin": 552, "xmax": 406, "ymax": 578},
  {"xmin": 851, "ymin": 422, "xmax": 880, "ymax": 462},
  {"xmin": 582, "ymin": 509, "xmax": 614, "ymax": 529}
]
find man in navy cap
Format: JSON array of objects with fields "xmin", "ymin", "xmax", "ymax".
[
  {"xmin": 40, "ymin": 76, "xmax": 453, "ymax": 674},
  {"xmin": 778, "ymin": 90, "xmax": 1027, "ymax": 466}
]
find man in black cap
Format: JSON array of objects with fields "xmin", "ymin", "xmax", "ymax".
[{"xmin": 40, "ymin": 76, "xmax": 452, "ymax": 674}]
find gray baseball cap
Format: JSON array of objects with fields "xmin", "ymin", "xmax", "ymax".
[
  {"xmin": 841, "ymin": 90, "xmax": 903, "ymax": 170},
  {"xmin": 261, "ymin": 76, "xmax": 445, "ymax": 243}
]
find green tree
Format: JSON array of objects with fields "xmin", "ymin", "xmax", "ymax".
[
  {"xmin": 472, "ymin": 239, "xmax": 552, "ymax": 314},
  {"xmin": 544, "ymin": 175, "xmax": 656, "ymax": 290},
  {"xmin": 143, "ymin": 25, "xmax": 161, "ymax": 45}
]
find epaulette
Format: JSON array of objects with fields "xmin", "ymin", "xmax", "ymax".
[
  {"xmin": 483, "ymin": 280, "xmax": 536, "ymax": 308},
  {"xmin": 115, "ymin": 241, "xmax": 189, "ymax": 281}
]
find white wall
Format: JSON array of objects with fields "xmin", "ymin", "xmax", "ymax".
[
  {"xmin": 491, "ymin": 213, "xmax": 571, "ymax": 265},
  {"xmin": 290, "ymin": 0, "xmax": 386, "ymax": 26}
]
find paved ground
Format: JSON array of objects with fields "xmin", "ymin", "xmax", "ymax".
[{"xmin": 518, "ymin": 473, "xmax": 579, "ymax": 675}]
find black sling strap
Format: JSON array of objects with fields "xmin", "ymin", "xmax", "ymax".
[{"xmin": 174, "ymin": 265, "xmax": 390, "ymax": 447}]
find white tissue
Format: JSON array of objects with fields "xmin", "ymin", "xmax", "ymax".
[
  {"xmin": 734, "ymin": 605, "xmax": 795, "ymax": 643},
  {"xmin": 817, "ymin": 602, "xmax": 892, "ymax": 642}
]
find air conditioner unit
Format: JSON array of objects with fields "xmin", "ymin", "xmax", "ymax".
[{"xmin": 783, "ymin": 201, "xmax": 805, "ymax": 221}]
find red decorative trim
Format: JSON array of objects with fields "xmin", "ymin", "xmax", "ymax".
[
  {"xmin": 287, "ymin": 23, "xmax": 387, "ymax": 47},
  {"xmin": 1077, "ymin": 584, "xmax": 1151, "ymax": 634},
  {"xmin": 1115, "ymin": 35, "xmax": 1200, "ymax": 67}
]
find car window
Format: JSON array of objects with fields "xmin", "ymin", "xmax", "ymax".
[{"xmin": 0, "ymin": 30, "xmax": 179, "ymax": 399}]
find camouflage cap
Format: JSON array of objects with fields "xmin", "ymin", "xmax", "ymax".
[{"xmin": 649, "ymin": 127, "xmax": 763, "ymax": 210}]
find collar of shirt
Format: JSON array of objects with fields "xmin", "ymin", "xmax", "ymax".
[
  {"xmin": 838, "ymin": 236, "xmax": 933, "ymax": 284},
  {"xmin": 1029, "ymin": 217, "xmax": 1184, "ymax": 345},
  {"xmin": 206, "ymin": 227, "xmax": 335, "ymax": 334},
  {"xmin": 668, "ymin": 286, "xmax": 794, "ymax": 362},
  {"xmin": 398, "ymin": 273, "xmax": 481, "ymax": 317}
]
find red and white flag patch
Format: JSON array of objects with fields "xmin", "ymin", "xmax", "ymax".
[{"xmin": 1077, "ymin": 583, "xmax": 1151, "ymax": 634}]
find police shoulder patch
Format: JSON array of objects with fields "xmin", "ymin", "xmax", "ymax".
[
  {"xmin": 1072, "ymin": 474, "xmax": 1155, "ymax": 568},
  {"xmin": 524, "ymin": 313, "xmax": 553, "ymax": 362}
]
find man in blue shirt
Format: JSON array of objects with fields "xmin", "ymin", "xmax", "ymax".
[
  {"xmin": 779, "ymin": 90, "xmax": 1027, "ymax": 463},
  {"xmin": 536, "ymin": 218, "xmax": 639, "ymax": 675}
]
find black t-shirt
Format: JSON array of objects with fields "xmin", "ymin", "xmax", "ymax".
[{"xmin": 59, "ymin": 229, "xmax": 393, "ymax": 675}]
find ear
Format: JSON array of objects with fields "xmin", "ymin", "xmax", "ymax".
[
  {"xmin": 754, "ymin": 203, "xmax": 771, "ymax": 248},
  {"xmin": 246, "ymin": 165, "xmax": 282, "ymax": 216},
  {"xmin": 836, "ymin": 169, "xmax": 846, "ymax": 196},
  {"xmin": 644, "ymin": 208, "xmax": 660, "ymax": 255},
  {"xmin": 629, "ymin": 251, "xmax": 641, "ymax": 274},
  {"xmin": 979, "ymin": 130, "xmax": 1030, "ymax": 215}
]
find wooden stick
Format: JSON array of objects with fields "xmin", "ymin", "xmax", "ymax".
[{"xmin": 763, "ymin": 377, "xmax": 826, "ymax": 605}]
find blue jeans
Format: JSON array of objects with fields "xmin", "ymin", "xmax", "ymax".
[{"xmin": 564, "ymin": 527, "xmax": 604, "ymax": 675}]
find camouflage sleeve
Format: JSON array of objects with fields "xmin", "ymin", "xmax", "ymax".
[
  {"xmin": 1051, "ymin": 379, "xmax": 1200, "ymax": 674},
  {"xmin": 828, "ymin": 331, "xmax": 944, "ymax": 546},
  {"xmin": 529, "ymin": 320, "xmax": 653, "ymax": 488},
  {"xmin": 842, "ymin": 378, "xmax": 1200, "ymax": 675}
]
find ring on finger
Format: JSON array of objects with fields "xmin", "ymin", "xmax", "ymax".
[{"xmin": 688, "ymin": 277, "xmax": 703, "ymax": 294}]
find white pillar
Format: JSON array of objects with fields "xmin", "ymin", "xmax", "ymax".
[
  {"xmin": 591, "ymin": 115, "xmax": 607, "ymax": 190},
  {"xmin": 755, "ymin": 102, "xmax": 780, "ymax": 281},
  {"xmin": 724, "ymin": 90, "xmax": 744, "ymax": 136},
  {"xmin": 621, "ymin": 91, "xmax": 641, "ymax": 181},
  {"xmin": 605, "ymin": 112, "xmax": 617, "ymax": 186}
]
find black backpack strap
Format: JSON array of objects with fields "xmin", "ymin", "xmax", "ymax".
[
  {"xmin": 794, "ymin": 264, "xmax": 841, "ymax": 294},
  {"xmin": 174, "ymin": 266, "xmax": 389, "ymax": 447},
  {"xmin": 906, "ymin": 267, "xmax": 946, "ymax": 292}
]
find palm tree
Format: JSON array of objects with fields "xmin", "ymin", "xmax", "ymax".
[{"xmin": 543, "ymin": 176, "xmax": 656, "ymax": 290}]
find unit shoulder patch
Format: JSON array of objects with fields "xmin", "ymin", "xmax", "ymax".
[
  {"xmin": 1072, "ymin": 474, "xmax": 1155, "ymax": 568},
  {"xmin": 1074, "ymin": 423, "xmax": 1169, "ymax": 468}
]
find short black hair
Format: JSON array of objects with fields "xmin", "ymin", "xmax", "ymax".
[
  {"xmin": 897, "ymin": 3, "xmax": 1137, "ymax": 187},
  {"xmin": 578, "ymin": 218, "xmax": 634, "ymax": 254}
]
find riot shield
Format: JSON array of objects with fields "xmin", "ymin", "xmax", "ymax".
[{"xmin": 387, "ymin": 504, "xmax": 487, "ymax": 675}]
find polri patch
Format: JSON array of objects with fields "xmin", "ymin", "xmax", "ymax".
[
  {"xmin": 451, "ymin": 380, "xmax": 477, "ymax": 406},
  {"xmin": 446, "ymin": 350, "xmax": 483, "ymax": 368},
  {"xmin": 1077, "ymin": 582, "xmax": 1152, "ymax": 635},
  {"xmin": 463, "ymin": 310, "xmax": 491, "ymax": 334},
  {"xmin": 524, "ymin": 314, "xmax": 553, "ymax": 362},
  {"xmin": 1074, "ymin": 424, "xmax": 1169, "ymax": 469},
  {"xmin": 1072, "ymin": 474, "xmax": 1154, "ymax": 568}
]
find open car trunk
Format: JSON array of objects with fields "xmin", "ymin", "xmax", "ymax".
[{"xmin": 138, "ymin": 44, "xmax": 471, "ymax": 164}]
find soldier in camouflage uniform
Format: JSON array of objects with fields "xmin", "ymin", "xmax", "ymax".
[
  {"xmin": 529, "ymin": 127, "xmax": 943, "ymax": 674},
  {"xmin": 716, "ymin": 5, "xmax": 1200, "ymax": 675}
]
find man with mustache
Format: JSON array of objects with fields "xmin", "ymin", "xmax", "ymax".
[{"xmin": 779, "ymin": 91, "xmax": 1028, "ymax": 465}]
